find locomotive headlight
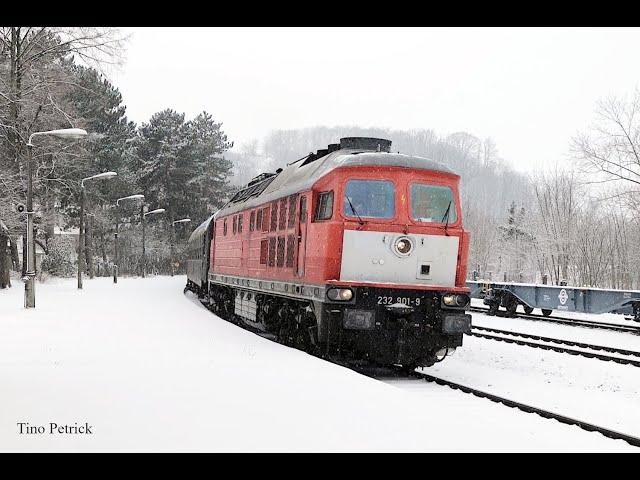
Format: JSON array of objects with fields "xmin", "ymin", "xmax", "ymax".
[
  {"xmin": 327, "ymin": 288, "xmax": 353, "ymax": 301},
  {"xmin": 442, "ymin": 293, "xmax": 469, "ymax": 308},
  {"xmin": 442, "ymin": 294, "xmax": 457, "ymax": 306},
  {"xmin": 393, "ymin": 236, "xmax": 414, "ymax": 257}
]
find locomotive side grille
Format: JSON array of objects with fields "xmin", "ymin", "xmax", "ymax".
[
  {"xmin": 261, "ymin": 206, "xmax": 270, "ymax": 232},
  {"xmin": 256, "ymin": 209, "xmax": 262, "ymax": 230},
  {"xmin": 268, "ymin": 237, "xmax": 276, "ymax": 267},
  {"xmin": 276, "ymin": 236, "xmax": 286, "ymax": 267},
  {"xmin": 270, "ymin": 202, "xmax": 278, "ymax": 231},
  {"xmin": 279, "ymin": 198, "xmax": 287, "ymax": 230},
  {"xmin": 260, "ymin": 239, "xmax": 268, "ymax": 265},
  {"xmin": 286, "ymin": 235, "xmax": 296, "ymax": 268},
  {"xmin": 287, "ymin": 194, "xmax": 298, "ymax": 228}
]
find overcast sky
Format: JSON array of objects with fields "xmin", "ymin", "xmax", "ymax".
[{"xmin": 111, "ymin": 27, "xmax": 640, "ymax": 173}]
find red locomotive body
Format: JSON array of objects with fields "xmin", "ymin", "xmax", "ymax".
[{"xmin": 187, "ymin": 137, "xmax": 472, "ymax": 368}]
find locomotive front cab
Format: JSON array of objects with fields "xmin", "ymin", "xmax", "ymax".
[{"xmin": 315, "ymin": 160, "xmax": 472, "ymax": 367}]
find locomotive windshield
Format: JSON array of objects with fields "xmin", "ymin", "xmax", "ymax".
[
  {"xmin": 343, "ymin": 180, "xmax": 395, "ymax": 219},
  {"xmin": 410, "ymin": 184, "xmax": 457, "ymax": 224}
]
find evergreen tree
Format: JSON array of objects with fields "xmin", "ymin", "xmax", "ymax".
[{"xmin": 133, "ymin": 109, "xmax": 233, "ymax": 227}]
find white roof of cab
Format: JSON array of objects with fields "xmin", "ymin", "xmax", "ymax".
[{"xmin": 215, "ymin": 149, "xmax": 457, "ymax": 218}]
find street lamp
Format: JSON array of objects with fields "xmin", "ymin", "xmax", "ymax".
[
  {"xmin": 78, "ymin": 172, "xmax": 117, "ymax": 289},
  {"xmin": 141, "ymin": 207, "xmax": 165, "ymax": 278},
  {"xmin": 170, "ymin": 218, "xmax": 191, "ymax": 277},
  {"xmin": 24, "ymin": 128, "xmax": 88, "ymax": 308},
  {"xmin": 114, "ymin": 194, "xmax": 144, "ymax": 284}
]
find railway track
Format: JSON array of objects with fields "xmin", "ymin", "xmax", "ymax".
[
  {"xmin": 469, "ymin": 329, "xmax": 640, "ymax": 368},
  {"xmin": 410, "ymin": 371, "xmax": 640, "ymax": 448},
  {"xmin": 470, "ymin": 306, "xmax": 640, "ymax": 334},
  {"xmin": 383, "ymin": 369, "xmax": 640, "ymax": 449}
]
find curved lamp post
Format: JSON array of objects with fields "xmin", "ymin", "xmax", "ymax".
[
  {"xmin": 24, "ymin": 128, "xmax": 88, "ymax": 308},
  {"xmin": 141, "ymin": 207, "xmax": 165, "ymax": 278},
  {"xmin": 78, "ymin": 172, "xmax": 117, "ymax": 289},
  {"xmin": 114, "ymin": 194, "xmax": 144, "ymax": 284},
  {"xmin": 170, "ymin": 218, "xmax": 191, "ymax": 277}
]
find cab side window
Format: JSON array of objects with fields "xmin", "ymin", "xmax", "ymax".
[{"xmin": 315, "ymin": 191, "xmax": 334, "ymax": 221}]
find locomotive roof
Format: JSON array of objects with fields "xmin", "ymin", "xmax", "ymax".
[{"xmin": 215, "ymin": 149, "xmax": 458, "ymax": 218}]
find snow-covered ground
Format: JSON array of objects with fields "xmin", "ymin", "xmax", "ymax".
[{"xmin": 0, "ymin": 276, "xmax": 637, "ymax": 452}]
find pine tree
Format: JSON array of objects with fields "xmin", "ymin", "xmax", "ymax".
[{"xmin": 133, "ymin": 109, "xmax": 233, "ymax": 227}]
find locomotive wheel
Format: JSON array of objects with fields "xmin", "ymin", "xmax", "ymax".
[
  {"xmin": 541, "ymin": 309, "xmax": 553, "ymax": 317},
  {"xmin": 293, "ymin": 312, "xmax": 319, "ymax": 354},
  {"xmin": 293, "ymin": 323, "xmax": 312, "ymax": 352},
  {"xmin": 277, "ymin": 320, "xmax": 294, "ymax": 347},
  {"xmin": 523, "ymin": 305, "xmax": 534, "ymax": 315}
]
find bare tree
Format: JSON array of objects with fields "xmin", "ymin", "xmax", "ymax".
[
  {"xmin": 531, "ymin": 166, "xmax": 580, "ymax": 284},
  {"xmin": 572, "ymin": 90, "xmax": 640, "ymax": 187}
]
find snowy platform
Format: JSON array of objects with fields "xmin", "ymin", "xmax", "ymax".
[{"xmin": 0, "ymin": 276, "xmax": 636, "ymax": 452}]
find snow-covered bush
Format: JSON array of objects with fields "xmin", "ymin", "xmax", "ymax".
[{"xmin": 41, "ymin": 236, "xmax": 77, "ymax": 277}]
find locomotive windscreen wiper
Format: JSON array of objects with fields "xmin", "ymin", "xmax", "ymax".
[
  {"xmin": 346, "ymin": 196, "xmax": 366, "ymax": 226},
  {"xmin": 441, "ymin": 200, "xmax": 452, "ymax": 236}
]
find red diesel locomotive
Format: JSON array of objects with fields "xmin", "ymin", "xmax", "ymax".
[{"xmin": 186, "ymin": 137, "xmax": 472, "ymax": 368}]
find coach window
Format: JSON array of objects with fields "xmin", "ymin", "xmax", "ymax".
[
  {"xmin": 315, "ymin": 191, "xmax": 334, "ymax": 221},
  {"xmin": 410, "ymin": 184, "xmax": 457, "ymax": 224},
  {"xmin": 343, "ymin": 180, "xmax": 395, "ymax": 219}
]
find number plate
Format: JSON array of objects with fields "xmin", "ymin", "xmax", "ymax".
[{"xmin": 377, "ymin": 296, "xmax": 421, "ymax": 307}]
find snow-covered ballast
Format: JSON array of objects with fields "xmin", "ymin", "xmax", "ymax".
[{"xmin": 187, "ymin": 137, "xmax": 473, "ymax": 369}]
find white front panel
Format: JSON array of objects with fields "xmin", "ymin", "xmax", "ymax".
[{"xmin": 340, "ymin": 230, "xmax": 459, "ymax": 287}]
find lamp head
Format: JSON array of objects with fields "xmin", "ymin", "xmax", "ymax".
[
  {"xmin": 47, "ymin": 128, "xmax": 88, "ymax": 139},
  {"xmin": 145, "ymin": 208, "xmax": 166, "ymax": 216},
  {"xmin": 116, "ymin": 194, "xmax": 144, "ymax": 206}
]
